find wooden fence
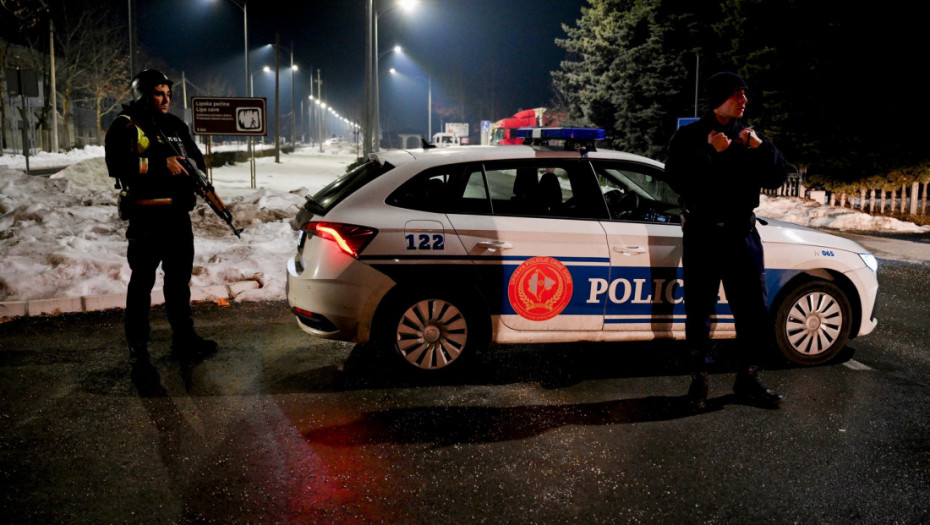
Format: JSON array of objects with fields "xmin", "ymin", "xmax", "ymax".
[{"xmin": 763, "ymin": 177, "xmax": 930, "ymax": 217}]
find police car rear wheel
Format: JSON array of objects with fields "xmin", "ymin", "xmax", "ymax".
[
  {"xmin": 388, "ymin": 295, "xmax": 484, "ymax": 372},
  {"xmin": 774, "ymin": 280, "xmax": 851, "ymax": 365}
]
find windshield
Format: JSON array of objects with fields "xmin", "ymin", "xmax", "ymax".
[{"xmin": 490, "ymin": 128, "xmax": 510, "ymax": 144}]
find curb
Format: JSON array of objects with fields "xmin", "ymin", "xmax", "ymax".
[{"xmin": 0, "ymin": 280, "xmax": 261, "ymax": 320}]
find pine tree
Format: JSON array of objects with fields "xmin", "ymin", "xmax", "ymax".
[{"xmin": 553, "ymin": 0, "xmax": 722, "ymax": 159}]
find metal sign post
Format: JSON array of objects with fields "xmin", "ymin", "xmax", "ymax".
[{"xmin": 5, "ymin": 68, "xmax": 40, "ymax": 173}]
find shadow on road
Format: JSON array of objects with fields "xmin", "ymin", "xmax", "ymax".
[
  {"xmin": 297, "ymin": 390, "xmax": 796, "ymax": 447},
  {"xmin": 301, "ymin": 395, "xmax": 697, "ymax": 446},
  {"xmin": 268, "ymin": 337, "xmax": 842, "ymax": 394}
]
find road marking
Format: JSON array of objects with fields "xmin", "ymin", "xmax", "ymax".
[{"xmin": 843, "ymin": 360, "xmax": 873, "ymax": 371}]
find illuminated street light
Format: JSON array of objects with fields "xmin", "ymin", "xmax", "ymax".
[
  {"xmin": 208, "ymin": 0, "xmax": 250, "ymax": 95},
  {"xmin": 261, "ymin": 43, "xmax": 300, "ymax": 161},
  {"xmin": 374, "ymin": 43, "xmax": 401, "ymax": 150},
  {"xmin": 290, "ymin": 62, "xmax": 298, "ymax": 147},
  {"xmin": 367, "ymin": 0, "xmax": 418, "ymax": 154},
  {"xmin": 207, "ymin": 0, "xmax": 254, "ymax": 186},
  {"xmin": 262, "ymin": 35, "xmax": 296, "ymax": 163}
]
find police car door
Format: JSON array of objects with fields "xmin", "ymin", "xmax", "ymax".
[
  {"xmin": 444, "ymin": 159, "xmax": 610, "ymax": 332},
  {"xmin": 591, "ymin": 161, "xmax": 686, "ymax": 337}
]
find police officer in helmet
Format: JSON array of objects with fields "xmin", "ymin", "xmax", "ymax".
[
  {"xmin": 665, "ymin": 71, "xmax": 789, "ymax": 410},
  {"xmin": 105, "ymin": 69, "xmax": 217, "ymax": 365}
]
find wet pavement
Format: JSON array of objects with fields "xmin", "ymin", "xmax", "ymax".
[{"xmin": 1, "ymin": 262, "xmax": 929, "ymax": 523}]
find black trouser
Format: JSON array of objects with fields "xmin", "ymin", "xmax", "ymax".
[
  {"xmin": 125, "ymin": 212, "xmax": 195, "ymax": 347},
  {"xmin": 681, "ymin": 220, "xmax": 769, "ymax": 372}
]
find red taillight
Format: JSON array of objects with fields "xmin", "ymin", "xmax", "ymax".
[{"xmin": 301, "ymin": 221, "xmax": 377, "ymax": 258}]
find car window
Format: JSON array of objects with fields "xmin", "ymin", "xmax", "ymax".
[
  {"xmin": 388, "ymin": 160, "xmax": 609, "ymax": 220},
  {"xmin": 387, "ymin": 163, "xmax": 484, "ymax": 213},
  {"xmin": 310, "ymin": 160, "xmax": 395, "ymax": 214},
  {"xmin": 591, "ymin": 161, "xmax": 682, "ymax": 223},
  {"xmin": 476, "ymin": 160, "xmax": 607, "ymax": 220}
]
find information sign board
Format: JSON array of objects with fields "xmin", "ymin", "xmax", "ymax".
[{"xmin": 192, "ymin": 97, "xmax": 267, "ymax": 136}]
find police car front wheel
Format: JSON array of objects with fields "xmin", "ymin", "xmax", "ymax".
[
  {"xmin": 774, "ymin": 280, "xmax": 852, "ymax": 366},
  {"xmin": 382, "ymin": 293, "xmax": 487, "ymax": 372}
]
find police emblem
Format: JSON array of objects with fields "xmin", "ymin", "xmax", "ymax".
[{"xmin": 507, "ymin": 256, "xmax": 573, "ymax": 321}]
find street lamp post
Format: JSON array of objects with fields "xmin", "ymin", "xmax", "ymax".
[
  {"xmin": 264, "ymin": 37, "xmax": 299, "ymax": 163},
  {"xmin": 215, "ymin": 0, "xmax": 254, "ymax": 185},
  {"xmin": 364, "ymin": 0, "xmax": 373, "ymax": 156},
  {"xmin": 427, "ymin": 73, "xmax": 431, "ymax": 139},
  {"xmin": 389, "ymin": 68, "xmax": 432, "ymax": 143},
  {"xmin": 273, "ymin": 33, "xmax": 280, "ymax": 163},
  {"xmin": 222, "ymin": 0, "xmax": 250, "ymax": 96},
  {"xmin": 367, "ymin": 0, "xmax": 417, "ymax": 155},
  {"xmin": 316, "ymin": 69, "xmax": 324, "ymax": 153},
  {"xmin": 373, "ymin": 9, "xmax": 382, "ymax": 152},
  {"xmin": 375, "ymin": 44, "xmax": 400, "ymax": 152},
  {"xmin": 290, "ymin": 44, "xmax": 296, "ymax": 148}
]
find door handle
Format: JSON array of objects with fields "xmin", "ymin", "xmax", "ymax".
[
  {"xmin": 477, "ymin": 240, "xmax": 513, "ymax": 252},
  {"xmin": 613, "ymin": 245, "xmax": 646, "ymax": 255}
]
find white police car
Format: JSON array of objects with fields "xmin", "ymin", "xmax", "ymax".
[{"xmin": 286, "ymin": 128, "xmax": 878, "ymax": 373}]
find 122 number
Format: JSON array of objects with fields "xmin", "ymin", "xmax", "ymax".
[{"xmin": 405, "ymin": 233, "xmax": 444, "ymax": 250}]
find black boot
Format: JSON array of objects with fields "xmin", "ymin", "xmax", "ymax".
[
  {"xmin": 170, "ymin": 332, "xmax": 218, "ymax": 361},
  {"xmin": 687, "ymin": 372, "xmax": 709, "ymax": 411},
  {"xmin": 733, "ymin": 366, "xmax": 783, "ymax": 408},
  {"xmin": 128, "ymin": 343, "xmax": 166, "ymax": 396}
]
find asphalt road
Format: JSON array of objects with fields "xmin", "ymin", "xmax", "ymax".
[{"xmin": 1, "ymin": 260, "xmax": 929, "ymax": 523}]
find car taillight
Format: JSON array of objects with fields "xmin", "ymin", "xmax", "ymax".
[{"xmin": 301, "ymin": 221, "xmax": 377, "ymax": 258}]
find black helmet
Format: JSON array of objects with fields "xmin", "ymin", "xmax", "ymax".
[{"xmin": 130, "ymin": 69, "xmax": 173, "ymax": 102}]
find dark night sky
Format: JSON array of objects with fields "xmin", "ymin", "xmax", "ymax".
[{"xmin": 126, "ymin": 0, "xmax": 588, "ymax": 138}]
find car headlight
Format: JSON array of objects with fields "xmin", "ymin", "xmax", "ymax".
[{"xmin": 859, "ymin": 253, "xmax": 878, "ymax": 273}]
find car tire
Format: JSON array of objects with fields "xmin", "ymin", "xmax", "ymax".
[
  {"xmin": 773, "ymin": 280, "xmax": 852, "ymax": 366},
  {"xmin": 379, "ymin": 291, "xmax": 488, "ymax": 373}
]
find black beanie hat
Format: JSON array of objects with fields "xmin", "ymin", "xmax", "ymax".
[{"xmin": 706, "ymin": 71, "xmax": 748, "ymax": 110}]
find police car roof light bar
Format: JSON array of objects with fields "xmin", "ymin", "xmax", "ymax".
[{"xmin": 515, "ymin": 127, "xmax": 605, "ymax": 153}]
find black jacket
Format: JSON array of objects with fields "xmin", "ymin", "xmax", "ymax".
[
  {"xmin": 664, "ymin": 112, "xmax": 788, "ymax": 226},
  {"xmin": 105, "ymin": 102, "xmax": 205, "ymax": 212}
]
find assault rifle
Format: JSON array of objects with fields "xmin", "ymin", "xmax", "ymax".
[
  {"xmin": 179, "ymin": 157, "xmax": 244, "ymax": 238},
  {"xmin": 156, "ymin": 128, "xmax": 243, "ymax": 238}
]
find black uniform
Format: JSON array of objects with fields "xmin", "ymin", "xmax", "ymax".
[
  {"xmin": 105, "ymin": 100, "xmax": 205, "ymax": 351},
  {"xmin": 665, "ymin": 111, "xmax": 788, "ymax": 371}
]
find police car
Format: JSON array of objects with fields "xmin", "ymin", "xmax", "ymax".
[{"xmin": 286, "ymin": 128, "xmax": 878, "ymax": 373}]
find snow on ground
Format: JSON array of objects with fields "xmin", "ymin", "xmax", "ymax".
[
  {"xmin": 0, "ymin": 144, "xmax": 356, "ymax": 303},
  {"xmin": 756, "ymin": 193, "xmax": 930, "ymax": 234},
  {"xmin": 0, "ymin": 144, "xmax": 927, "ymax": 304}
]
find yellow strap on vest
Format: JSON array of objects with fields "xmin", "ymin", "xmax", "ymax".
[{"xmin": 117, "ymin": 114, "xmax": 151, "ymax": 155}]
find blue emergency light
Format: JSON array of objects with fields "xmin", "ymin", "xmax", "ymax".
[
  {"xmin": 515, "ymin": 127, "xmax": 605, "ymax": 153},
  {"xmin": 515, "ymin": 127, "xmax": 606, "ymax": 141}
]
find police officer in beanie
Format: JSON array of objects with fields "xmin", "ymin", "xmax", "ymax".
[
  {"xmin": 665, "ymin": 71, "xmax": 789, "ymax": 410},
  {"xmin": 105, "ymin": 69, "xmax": 218, "ymax": 365}
]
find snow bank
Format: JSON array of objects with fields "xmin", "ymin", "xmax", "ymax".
[
  {"xmin": 0, "ymin": 146, "xmax": 355, "ymax": 302},
  {"xmin": 757, "ymin": 195, "xmax": 930, "ymax": 234}
]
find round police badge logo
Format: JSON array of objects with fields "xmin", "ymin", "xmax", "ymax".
[{"xmin": 507, "ymin": 256, "xmax": 573, "ymax": 321}]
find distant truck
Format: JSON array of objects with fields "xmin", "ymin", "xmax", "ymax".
[
  {"xmin": 431, "ymin": 132, "xmax": 460, "ymax": 147},
  {"xmin": 489, "ymin": 107, "xmax": 565, "ymax": 145}
]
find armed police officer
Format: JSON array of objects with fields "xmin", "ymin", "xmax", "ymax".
[
  {"xmin": 105, "ymin": 69, "xmax": 218, "ymax": 365},
  {"xmin": 665, "ymin": 71, "xmax": 789, "ymax": 410}
]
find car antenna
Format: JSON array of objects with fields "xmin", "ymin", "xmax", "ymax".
[{"xmin": 420, "ymin": 137, "xmax": 435, "ymax": 149}]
